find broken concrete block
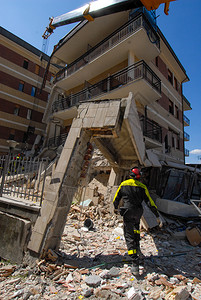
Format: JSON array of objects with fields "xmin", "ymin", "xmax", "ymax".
[
  {"xmin": 0, "ymin": 265, "xmax": 16, "ymax": 277},
  {"xmin": 0, "ymin": 212, "xmax": 31, "ymax": 263},
  {"xmin": 82, "ymin": 288, "xmax": 93, "ymax": 297},
  {"xmin": 106, "ymin": 267, "xmax": 120, "ymax": 278},
  {"xmin": 85, "ymin": 275, "xmax": 102, "ymax": 287},
  {"xmin": 140, "ymin": 201, "xmax": 158, "ymax": 230},
  {"xmin": 127, "ymin": 287, "xmax": 142, "ymax": 300},
  {"xmin": 149, "ymin": 287, "xmax": 164, "ymax": 300},
  {"xmin": 165, "ymin": 286, "xmax": 189, "ymax": 300},
  {"xmin": 112, "ymin": 227, "xmax": 124, "ymax": 237}
]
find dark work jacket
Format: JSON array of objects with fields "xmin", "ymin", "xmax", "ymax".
[{"xmin": 113, "ymin": 178, "xmax": 159, "ymax": 218}]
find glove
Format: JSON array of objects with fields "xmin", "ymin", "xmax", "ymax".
[{"xmin": 157, "ymin": 217, "xmax": 163, "ymax": 228}]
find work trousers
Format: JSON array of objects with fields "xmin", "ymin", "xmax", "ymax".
[{"xmin": 123, "ymin": 208, "xmax": 143, "ymax": 263}]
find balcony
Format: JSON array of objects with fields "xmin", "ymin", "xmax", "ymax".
[
  {"xmin": 54, "ymin": 13, "xmax": 160, "ymax": 89},
  {"xmin": 183, "ymin": 95, "xmax": 192, "ymax": 111},
  {"xmin": 184, "ymin": 131, "xmax": 190, "ymax": 141},
  {"xmin": 52, "ymin": 60, "xmax": 161, "ymax": 116},
  {"xmin": 185, "ymin": 148, "xmax": 189, "ymax": 157},
  {"xmin": 140, "ymin": 115, "xmax": 162, "ymax": 148},
  {"xmin": 183, "ymin": 114, "xmax": 190, "ymax": 126},
  {"xmin": 48, "ymin": 133, "xmax": 68, "ymax": 148}
]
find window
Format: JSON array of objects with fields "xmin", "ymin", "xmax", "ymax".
[
  {"xmin": 172, "ymin": 136, "xmax": 175, "ymax": 148},
  {"xmin": 174, "ymin": 77, "xmax": 178, "ymax": 91},
  {"xmin": 169, "ymin": 100, "xmax": 174, "ymax": 115},
  {"xmin": 176, "ymin": 137, "xmax": 180, "ymax": 150},
  {"xmin": 27, "ymin": 126, "xmax": 35, "ymax": 134},
  {"xmin": 164, "ymin": 135, "xmax": 169, "ymax": 153},
  {"xmin": 168, "ymin": 69, "xmax": 173, "ymax": 85},
  {"xmin": 18, "ymin": 81, "xmax": 24, "ymax": 92},
  {"xmin": 9, "ymin": 129, "xmax": 15, "ymax": 140},
  {"xmin": 27, "ymin": 109, "xmax": 32, "ymax": 120},
  {"xmin": 169, "ymin": 129, "xmax": 180, "ymax": 150},
  {"xmin": 13, "ymin": 106, "xmax": 20, "ymax": 116},
  {"xmin": 23, "ymin": 132, "xmax": 28, "ymax": 143},
  {"xmin": 31, "ymin": 86, "xmax": 37, "ymax": 97},
  {"xmin": 155, "ymin": 56, "xmax": 159, "ymax": 67},
  {"xmin": 23, "ymin": 59, "xmax": 29, "ymax": 69},
  {"xmin": 35, "ymin": 64, "xmax": 40, "ymax": 75},
  {"xmin": 175, "ymin": 105, "xmax": 179, "ymax": 119}
]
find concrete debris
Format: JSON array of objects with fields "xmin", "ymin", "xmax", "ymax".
[
  {"xmin": 85, "ymin": 275, "xmax": 102, "ymax": 287},
  {"xmin": 0, "ymin": 202, "xmax": 201, "ymax": 299}
]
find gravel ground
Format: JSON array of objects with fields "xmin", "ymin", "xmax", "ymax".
[{"xmin": 0, "ymin": 205, "xmax": 201, "ymax": 299}]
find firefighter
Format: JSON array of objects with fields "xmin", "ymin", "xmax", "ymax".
[{"xmin": 113, "ymin": 167, "xmax": 163, "ymax": 276}]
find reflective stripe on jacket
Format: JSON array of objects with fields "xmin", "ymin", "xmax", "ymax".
[{"xmin": 113, "ymin": 178, "xmax": 159, "ymax": 217}]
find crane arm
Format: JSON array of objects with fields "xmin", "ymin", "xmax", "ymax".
[{"xmin": 42, "ymin": 0, "xmax": 176, "ymax": 39}]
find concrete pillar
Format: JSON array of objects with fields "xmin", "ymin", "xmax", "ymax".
[
  {"xmin": 28, "ymin": 117, "xmax": 92, "ymax": 256},
  {"xmin": 108, "ymin": 168, "xmax": 117, "ymax": 187},
  {"xmin": 128, "ymin": 50, "xmax": 136, "ymax": 66},
  {"xmin": 128, "ymin": 50, "xmax": 136, "ymax": 80},
  {"xmin": 28, "ymin": 100, "xmax": 122, "ymax": 257}
]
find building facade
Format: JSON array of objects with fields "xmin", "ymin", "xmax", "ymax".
[
  {"xmin": 0, "ymin": 26, "xmax": 58, "ymax": 155},
  {"xmin": 43, "ymin": 8, "xmax": 191, "ymax": 168}
]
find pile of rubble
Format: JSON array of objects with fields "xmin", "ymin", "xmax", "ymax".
[{"xmin": 0, "ymin": 200, "xmax": 201, "ymax": 299}]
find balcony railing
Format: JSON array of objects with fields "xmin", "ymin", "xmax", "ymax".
[
  {"xmin": 185, "ymin": 148, "xmax": 189, "ymax": 156},
  {"xmin": 183, "ymin": 114, "xmax": 190, "ymax": 126},
  {"xmin": 53, "ymin": 13, "xmax": 160, "ymax": 84},
  {"xmin": 48, "ymin": 133, "xmax": 68, "ymax": 148},
  {"xmin": 140, "ymin": 115, "xmax": 162, "ymax": 143},
  {"xmin": 184, "ymin": 131, "xmax": 190, "ymax": 141},
  {"xmin": 52, "ymin": 60, "xmax": 161, "ymax": 113}
]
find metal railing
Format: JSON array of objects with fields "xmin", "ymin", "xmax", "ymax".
[
  {"xmin": 0, "ymin": 155, "xmax": 49, "ymax": 205},
  {"xmin": 140, "ymin": 115, "xmax": 162, "ymax": 143},
  {"xmin": 52, "ymin": 60, "xmax": 161, "ymax": 113},
  {"xmin": 183, "ymin": 114, "xmax": 190, "ymax": 126},
  {"xmin": 184, "ymin": 131, "xmax": 190, "ymax": 141},
  {"xmin": 48, "ymin": 133, "xmax": 68, "ymax": 148},
  {"xmin": 53, "ymin": 13, "xmax": 160, "ymax": 84}
]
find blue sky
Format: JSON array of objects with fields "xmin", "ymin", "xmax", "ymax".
[{"xmin": 1, "ymin": 0, "xmax": 201, "ymax": 164}]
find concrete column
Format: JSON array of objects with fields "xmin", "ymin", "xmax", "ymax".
[
  {"xmin": 128, "ymin": 50, "xmax": 136, "ymax": 66},
  {"xmin": 28, "ymin": 99, "xmax": 125, "ymax": 258},
  {"xmin": 28, "ymin": 117, "xmax": 92, "ymax": 256},
  {"xmin": 128, "ymin": 50, "xmax": 136, "ymax": 80}
]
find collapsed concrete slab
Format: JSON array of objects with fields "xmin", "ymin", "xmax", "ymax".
[
  {"xmin": 155, "ymin": 198, "xmax": 200, "ymax": 218},
  {"xmin": 27, "ymin": 93, "xmax": 149, "ymax": 258}
]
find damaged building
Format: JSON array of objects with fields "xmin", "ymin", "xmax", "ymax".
[
  {"xmin": 41, "ymin": 6, "xmax": 200, "ymax": 215},
  {"xmin": 0, "ymin": 4, "xmax": 201, "ymax": 264}
]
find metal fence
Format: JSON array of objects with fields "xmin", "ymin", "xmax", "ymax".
[{"xmin": 0, "ymin": 155, "xmax": 49, "ymax": 205}]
